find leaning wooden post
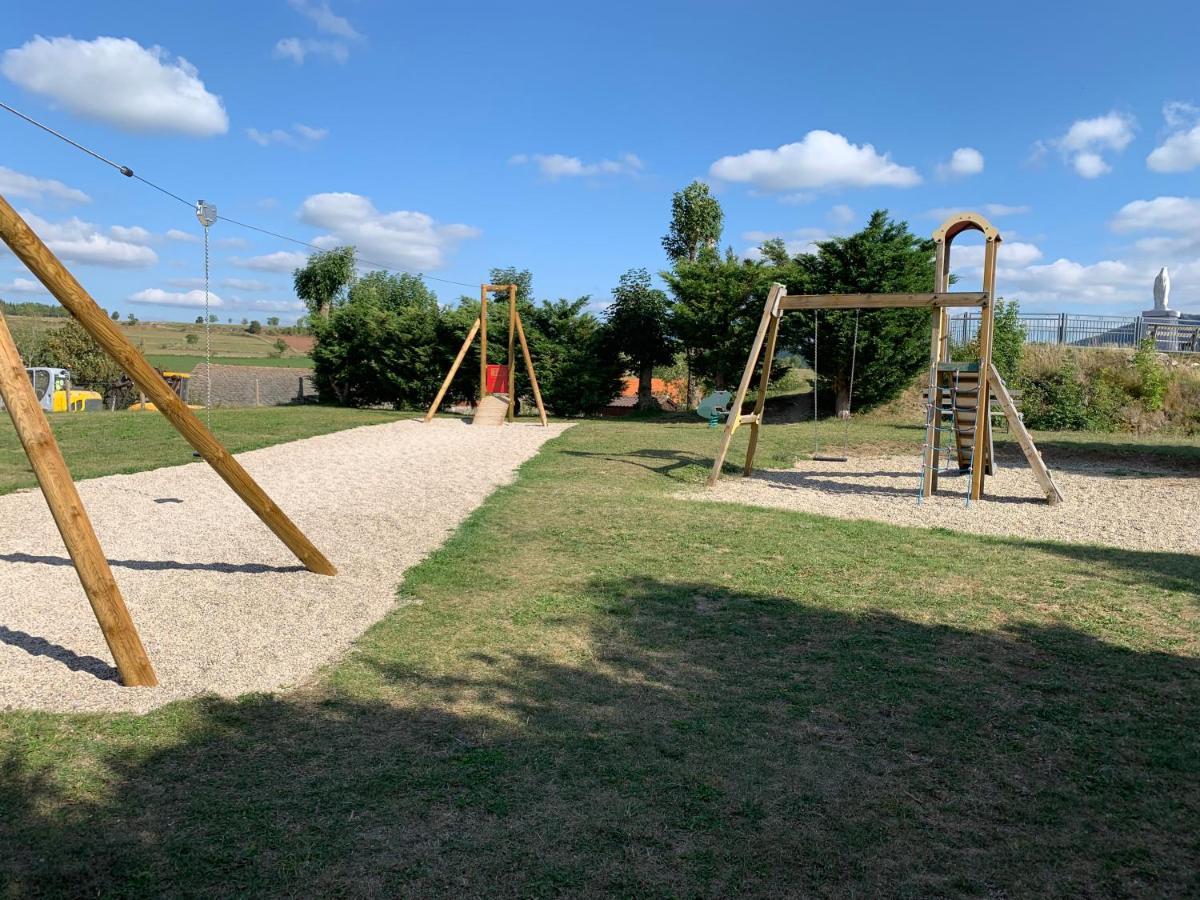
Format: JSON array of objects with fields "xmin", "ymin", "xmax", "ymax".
[
  {"xmin": 513, "ymin": 310, "xmax": 548, "ymax": 425},
  {"xmin": 506, "ymin": 283, "xmax": 517, "ymax": 422},
  {"xmin": 424, "ymin": 317, "xmax": 480, "ymax": 422},
  {"xmin": 0, "ymin": 196, "xmax": 336, "ymax": 576},
  {"xmin": 742, "ymin": 308, "xmax": 780, "ymax": 476},
  {"xmin": 0, "ymin": 312, "xmax": 156, "ymax": 686},
  {"xmin": 707, "ymin": 283, "xmax": 783, "ymax": 487}
]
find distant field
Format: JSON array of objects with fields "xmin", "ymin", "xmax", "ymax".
[{"xmin": 146, "ymin": 354, "xmax": 313, "ymax": 372}]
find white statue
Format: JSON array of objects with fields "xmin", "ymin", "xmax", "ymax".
[{"xmin": 1153, "ymin": 267, "xmax": 1170, "ymax": 311}]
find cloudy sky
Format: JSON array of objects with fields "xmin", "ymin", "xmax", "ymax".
[{"xmin": 0, "ymin": 1, "xmax": 1198, "ymax": 322}]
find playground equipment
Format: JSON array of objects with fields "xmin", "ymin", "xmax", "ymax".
[
  {"xmin": 424, "ymin": 283, "xmax": 548, "ymax": 426},
  {"xmin": 708, "ymin": 212, "xmax": 1063, "ymax": 505},
  {"xmin": 0, "ymin": 195, "xmax": 336, "ymax": 687},
  {"xmin": 697, "ymin": 391, "xmax": 732, "ymax": 427}
]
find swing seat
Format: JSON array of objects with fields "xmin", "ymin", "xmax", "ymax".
[{"xmin": 813, "ymin": 453, "xmax": 848, "ymax": 462}]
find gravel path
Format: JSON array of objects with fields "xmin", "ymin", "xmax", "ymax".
[
  {"xmin": 0, "ymin": 419, "xmax": 569, "ymax": 714},
  {"xmin": 699, "ymin": 453, "xmax": 1200, "ymax": 554}
]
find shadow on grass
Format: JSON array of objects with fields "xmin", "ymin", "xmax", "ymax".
[
  {"xmin": 561, "ymin": 448, "xmax": 712, "ymax": 481},
  {"xmin": 2, "ymin": 577, "xmax": 1196, "ymax": 897},
  {"xmin": 1004, "ymin": 540, "xmax": 1200, "ymax": 599}
]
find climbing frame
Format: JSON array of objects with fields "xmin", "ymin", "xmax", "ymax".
[{"xmin": 708, "ymin": 212, "xmax": 1063, "ymax": 506}]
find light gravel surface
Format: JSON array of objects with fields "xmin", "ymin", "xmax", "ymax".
[
  {"xmin": 699, "ymin": 453, "xmax": 1200, "ymax": 554},
  {"xmin": 0, "ymin": 419, "xmax": 569, "ymax": 714}
]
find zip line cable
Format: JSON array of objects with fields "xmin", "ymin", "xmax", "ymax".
[{"xmin": 0, "ymin": 100, "xmax": 480, "ymax": 290}]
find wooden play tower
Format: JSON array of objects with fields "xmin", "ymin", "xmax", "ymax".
[
  {"xmin": 709, "ymin": 212, "xmax": 1063, "ymax": 505},
  {"xmin": 424, "ymin": 283, "xmax": 548, "ymax": 426}
]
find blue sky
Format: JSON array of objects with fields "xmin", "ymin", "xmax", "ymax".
[{"xmin": 0, "ymin": 1, "xmax": 1198, "ymax": 323}]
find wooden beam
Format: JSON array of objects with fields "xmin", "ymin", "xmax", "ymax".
[
  {"xmin": 708, "ymin": 284, "xmax": 784, "ymax": 486},
  {"xmin": 742, "ymin": 312, "xmax": 779, "ymax": 476},
  {"xmin": 921, "ymin": 308, "xmax": 943, "ymax": 498},
  {"xmin": 513, "ymin": 308, "xmax": 548, "ymax": 426},
  {"xmin": 479, "ymin": 284, "xmax": 488, "ymax": 403},
  {"xmin": 506, "ymin": 284, "xmax": 516, "ymax": 422},
  {"xmin": 779, "ymin": 292, "xmax": 987, "ymax": 311},
  {"xmin": 424, "ymin": 317, "xmax": 480, "ymax": 422},
  {"xmin": 0, "ymin": 312, "xmax": 156, "ymax": 686},
  {"xmin": 988, "ymin": 363, "xmax": 1063, "ymax": 505},
  {"xmin": 0, "ymin": 195, "xmax": 336, "ymax": 577}
]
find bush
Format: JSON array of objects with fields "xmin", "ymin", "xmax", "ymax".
[
  {"xmin": 25, "ymin": 321, "xmax": 124, "ymax": 386},
  {"xmin": 1131, "ymin": 339, "xmax": 1168, "ymax": 411},
  {"xmin": 247, "ymin": 320, "xmax": 262, "ymax": 334},
  {"xmin": 1018, "ymin": 354, "xmax": 1089, "ymax": 431},
  {"xmin": 185, "ymin": 333, "xmax": 199, "ymax": 345}
]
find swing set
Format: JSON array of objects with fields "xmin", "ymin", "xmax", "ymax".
[{"xmin": 708, "ymin": 212, "xmax": 1063, "ymax": 506}]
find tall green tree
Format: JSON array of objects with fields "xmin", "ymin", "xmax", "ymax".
[
  {"xmin": 525, "ymin": 298, "xmax": 624, "ymax": 417},
  {"xmin": 662, "ymin": 248, "xmax": 776, "ymax": 391},
  {"xmin": 605, "ymin": 268, "xmax": 677, "ymax": 409},
  {"xmin": 662, "ymin": 181, "xmax": 724, "ymax": 263},
  {"xmin": 293, "ymin": 247, "xmax": 356, "ymax": 318},
  {"xmin": 785, "ymin": 210, "xmax": 937, "ymax": 416}
]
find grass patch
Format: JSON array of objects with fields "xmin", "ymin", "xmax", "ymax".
[
  {"xmin": 0, "ymin": 405, "xmax": 408, "ymax": 495},
  {"xmin": 0, "ymin": 416, "xmax": 1196, "ymax": 896}
]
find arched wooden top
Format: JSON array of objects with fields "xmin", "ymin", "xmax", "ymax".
[{"xmin": 933, "ymin": 211, "xmax": 1002, "ymax": 244}]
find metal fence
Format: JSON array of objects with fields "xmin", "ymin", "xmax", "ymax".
[{"xmin": 947, "ymin": 313, "xmax": 1200, "ymax": 353}]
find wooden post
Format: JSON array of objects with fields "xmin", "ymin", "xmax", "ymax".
[
  {"xmin": 0, "ymin": 195, "xmax": 336, "ymax": 577},
  {"xmin": 970, "ymin": 237, "xmax": 998, "ymax": 502},
  {"xmin": 922, "ymin": 237, "xmax": 949, "ymax": 498},
  {"xmin": 743, "ymin": 310, "xmax": 780, "ymax": 476},
  {"xmin": 506, "ymin": 283, "xmax": 517, "ymax": 422},
  {"xmin": 479, "ymin": 284, "xmax": 488, "ymax": 403},
  {"xmin": 424, "ymin": 318, "xmax": 480, "ymax": 422},
  {"xmin": 707, "ymin": 283, "xmax": 783, "ymax": 487},
  {"xmin": 513, "ymin": 310, "xmax": 548, "ymax": 425},
  {"xmin": 0, "ymin": 312, "xmax": 156, "ymax": 686}
]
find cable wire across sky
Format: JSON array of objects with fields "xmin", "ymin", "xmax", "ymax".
[{"xmin": 0, "ymin": 99, "xmax": 481, "ymax": 291}]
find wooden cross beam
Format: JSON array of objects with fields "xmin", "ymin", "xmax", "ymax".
[{"xmin": 778, "ymin": 292, "xmax": 988, "ymax": 311}]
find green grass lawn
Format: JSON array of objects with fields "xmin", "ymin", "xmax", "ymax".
[
  {"xmin": 0, "ymin": 405, "xmax": 408, "ymax": 495},
  {"xmin": 145, "ymin": 353, "xmax": 314, "ymax": 372},
  {"xmin": 0, "ymin": 414, "xmax": 1196, "ymax": 897}
]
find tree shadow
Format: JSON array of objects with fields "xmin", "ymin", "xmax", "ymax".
[
  {"xmin": 0, "ymin": 552, "xmax": 306, "ymax": 574},
  {"xmin": 1, "ymin": 577, "xmax": 1196, "ymax": 897},
  {"xmin": 999, "ymin": 539, "xmax": 1200, "ymax": 598},
  {"xmin": 561, "ymin": 448, "xmax": 711, "ymax": 480}
]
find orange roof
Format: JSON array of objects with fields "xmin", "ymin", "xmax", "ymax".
[{"xmin": 619, "ymin": 376, "xmax": 686, "ymax": 402}]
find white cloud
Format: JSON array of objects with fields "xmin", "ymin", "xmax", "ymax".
[
  {"xmin": 509, "ymin": 153, "xmax": 643, "ymax": 179},
  {"xmin": 1000, "ymin": 258, "xmax": 1142, "ymax": 305},
  {"xmin": 1147, "ymin": 101, "xmax": 1200, "ymax": 173},
  {"xmin": 245, "ymin": 298, "xmax": 306, "ymax": 312},
  {"xmin": 983, "ymin": 203, "xmax": 1031, "ymax": 217},
  {"xmin": 247, "ymin": 123, "xmax": 329, "ymax": 147},
  {"xmin": 1043, "ymin": 111, "xmax": 1135, "ymax": 178},
  {"xmin": 710, "ymin": 131, "xmax": 920, "ymax": 193},
  {"xmin": 827, "ymin": 204, "xmax": 855, "ymax": 227},
  {"xmin": 298, "ymin": 192, "xmax": 481, "ymax": 270},
  {"xmin": 108, "ymin": 224, "xmax": 152, "ymax": 244},
  {"xmin": 231, "ymin": 250, "xmax": 308, "ymax": 273},
  {"xmin": 273, "ymin": 37, "xmax": 349, "ymax": 64},
  {"xmin": 937, "ymin": 147, "xmax": 984, "ymax": 179},
  {"xmin": 0, "ymin": 166, "xmax": 89, "ymax": 204},
  {"xmin": 1, "ymin": 36, "xmax": 227, "ymax": 136},
  {"xmin": 950, "ymin": 240, "xmax": 1044, "ymax": 270},
  {"xmin": 221, "ymin": 277, "xmax": 271, "ymax": 291},
  {"xmin": 215, "ymin": 237, "xmax": 250, "ymax": 250},
  {"xmin": 22, "ymin": 211, "xmax": 157, "ymax": 268},
  {"xmin": 288, "ymin": 0, "xmax": 360, "ymax": 38},
  {"xmin": 1072, "ymin": 151, "xmax": 1110, "ymax": 178},
  {"xmin": 1110, "ymin": 196, "xmax": 1200, "ymax": 232},
  {"xmin": 0, "ymin": 276, "xmax": 48, "ymax": 295},
  {"xmin": 165, "ymin": 228, "xmax": 200, "ymax": 243},
  {"xmin": 128, "ymin": 288, "xmax": 223, "ymax": 308}
]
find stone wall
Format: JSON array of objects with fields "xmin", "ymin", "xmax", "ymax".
[{"xmin": 186, "ymin": 363, "xmax": 316, "ymax": 408}]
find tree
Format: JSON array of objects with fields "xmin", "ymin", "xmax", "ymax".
[
  {"xmin": 208, "ymin": 314, "xmax": 219, "ymax": 324},
  {"xmin": 185, "ymin": 333, "xmax": 199, "ymax": 345},
  {"xmin": 525, "ymin": 298, "xmax": 624, "ymax": 416},
  {"xmin": 662, "ymin": 248, "xmax": 776, "ymax": 391},
  {"xmin": 27, "ymin": 321, "xmax": 123, "ymax": 385},
  {"xmin": 110, "ymin": 310, "xmax": 120, "ymax": 321},
  {"xmin": 248, "ymin": 320, "xmax": 262, "ymax": 334},
  {"xmin": 604, "ymin": 268, "xmax": 676, "ymax": 409},
  {"xmin": 125, "ymin": 312, "xmax": 138, "ymax": 325},
  {"xmin": 662, "ymin": 181, "xmax": 724, "ymax": 263},
  {"xmin": 293, "ymin": 246, "xmax": 356, "ymax": 318},
  {"xmin": 311, "ymin": 270, "xmax": 444, "ymax": 408},
  {"xmin": 195, "ymin": 316, "xmax": 204, "ymax": 324},
  {"xmin": 787, "ymin": 210, "xmax": 937, "ymax": 416},
  {"xmin": 266, "ymin": 316, "xmax": 280, "ymax": 327},
  {"xmin": 241, "ymin": 318, "xmax": 249, "ymax": 326}
]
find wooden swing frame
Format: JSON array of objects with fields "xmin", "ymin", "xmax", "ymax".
[
  {"xmin": 424, "ymin": 283, "xmax": 548, "ymax": 425},
  {"xmin": 708, "ymin": 212, "xmax": 1063, "ymax": 505},
  {"xmin": 0, "ymin": 195, "xmax": 336, "ymax": 687}
]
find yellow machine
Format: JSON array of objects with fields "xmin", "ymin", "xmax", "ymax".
[
  {"xmin": 26, "ymin": 366, "xmax": 103, "ymax": 412},
  {"xmin": 129, "ymin": 371, "xmax": 197, "ymax": 411}
]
